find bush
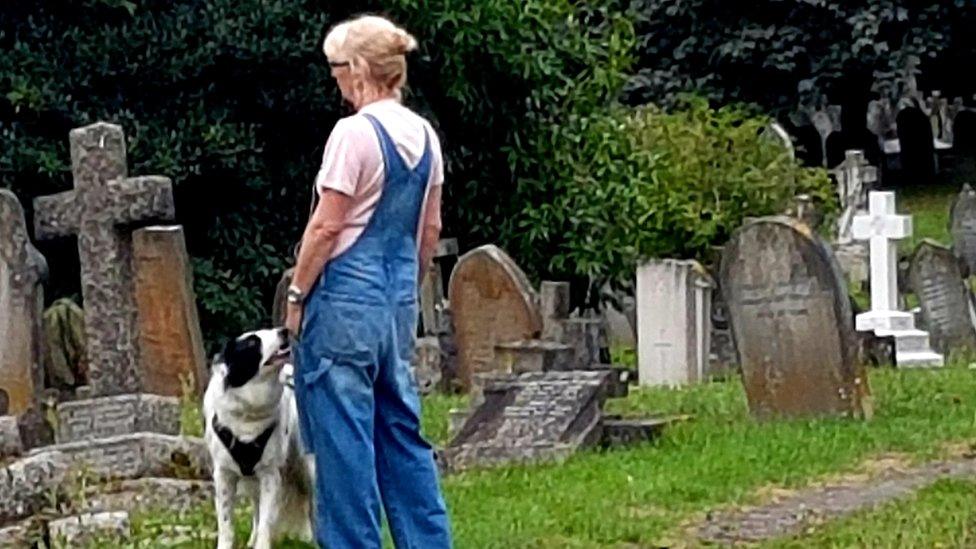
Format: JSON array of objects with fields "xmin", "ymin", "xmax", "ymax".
[
  {"xmin": 525, "ymin": 98, "xmax": 835, "ymax": 292},
  {"xmin": 0, "ymin": 1, "xmax": 634, "ymax": 348}
]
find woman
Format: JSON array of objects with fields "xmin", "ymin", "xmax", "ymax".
[{"xmin": 285, "ymin": 15, "xmax": 452, "ymax": 549}]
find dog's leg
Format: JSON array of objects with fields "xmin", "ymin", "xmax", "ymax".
[
  {"xmin": 214, "ymin": 469, "xmax": 238, "ymax": 549},
  {"xmin": 247, "ymin": 495, "xmax": 260, "ymax": 548},
  {"xmin": 253, "ymin": 470, "xmax": 282, "ymax": 549}
]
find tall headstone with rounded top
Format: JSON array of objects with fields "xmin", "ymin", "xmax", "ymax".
[
  {"xmin": 0, "ymin": 190, "xmax": 47, "ymax": 415},
  {"xmin": 721, "ymin": 217, "xmax": 871, "ymax": 419},
  {"xmin": 448, "ymin": 245, "xmax": 542, "ymax": 391},
  {"xmin": 950, "ymin": 183, "xmax": 976, "ymax": 275}
]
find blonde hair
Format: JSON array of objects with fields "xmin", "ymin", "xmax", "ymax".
[{"xmin": 323, "ymin": 15, "xmax": 418, "ymax": 105}]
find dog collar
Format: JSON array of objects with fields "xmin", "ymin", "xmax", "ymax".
[{"xmin": 212, "ymin": 414, "xmax": 277, "ymax": 476}]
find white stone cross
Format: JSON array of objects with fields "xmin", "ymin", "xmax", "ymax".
[
  {"xmin": 851, "ymin": 191, "xmax": 944, "ymax": 366},
  {"xmin": 852, "ymin": 192, "xmax": 912, "ymax": 313}
]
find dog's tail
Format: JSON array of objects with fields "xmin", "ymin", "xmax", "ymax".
[{"xmin": 274, "ymin": 384, "xmax": 315, "ymax": 543}]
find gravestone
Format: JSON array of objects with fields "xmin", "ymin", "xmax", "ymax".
[
  {"xmin": 953, "ymin": 111, "xmax": 976, "ymax": 153},
  {"xmin": 896, "ymin": 106, "xmax": 936, "ymax": 185},
  {"xmin": 33, "ymin": 122, "xmax": 175, "ymax": 396},
  {"xmin": 950, "ymin": 184, "xmax": 976, "ymax": 275},
  {"xmin": 448, "ymin": 245, "xmax": 542, "ymax": 390},
  {"xmin": 853, "ymin": 192, "xmax": 943, "ymax": 366},
  {"xmin": 443, "ymin": 370, "xmax": 611, "ymax": 471},
  {"xmin": 540, "ymin": 281, "xmax": 571, "ymax": 341},
  {"xmin": 420, "ymin": 238, "xmax": 458, "ymax": 336},
  {"xmin": 721, "ymin": 217, "xmax": 871, "ymax": 419},
  {"xmin": 636, "ymin": 259, "xmax": 713, "ymax": 386},
  {"xmin": 907, "ymin": 240, "xmax": 976, "ymax": 355},
  {"xmin": 132, "ymin": 226, "xmax": 208, "ymax": 395},
  {"xmin": 833, "ymin": 150, "xmax": 878, "ymax": 244},
  {"xmin": 42, "ymin": 298, "xmax": 87, "ymax": 393},
  {"xmin": 0, "ymin": 189, "xmax": 48, "ymax": 415}
]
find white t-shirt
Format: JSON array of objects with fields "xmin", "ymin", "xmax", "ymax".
[{"xmin": 314, "ymin": 99, "xmax": 444, "ymax": 258}]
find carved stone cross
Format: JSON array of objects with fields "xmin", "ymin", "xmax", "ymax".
[{"xmin": 33, "ymin": 123, "xmax": 174, "ymax": 396}]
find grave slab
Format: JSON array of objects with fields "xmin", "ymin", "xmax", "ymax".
[{"xmin": 444, "ymin": 371, "xmax": 611, "ymax": 471}]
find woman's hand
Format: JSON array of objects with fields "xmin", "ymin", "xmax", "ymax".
[{"xmin": 285, "ymin": 302, "xmax": 304, "ymax": 339}]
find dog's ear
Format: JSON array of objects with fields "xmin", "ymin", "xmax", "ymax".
[{"xmin": 223, "ymin": 335, "xmax": 262, "ymax": 389}]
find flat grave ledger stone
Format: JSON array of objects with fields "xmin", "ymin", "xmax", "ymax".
[{"xmin": 443, "ymin": 370, "xmax": 611, "ymax": 471}]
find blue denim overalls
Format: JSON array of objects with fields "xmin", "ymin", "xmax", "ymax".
[{"xmin": 295, "ymin": 114, "xmax": 452, "ymax": 549}]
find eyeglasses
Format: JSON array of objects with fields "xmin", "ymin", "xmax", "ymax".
[{"xmin": 328, "ymin": 60, "xmax": 350, "ymax": 68}]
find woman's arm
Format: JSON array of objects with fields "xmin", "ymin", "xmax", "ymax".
[
  {"xmin": 418, "ymin": 185, "xmax": 442, "ymax": 285},
  {"xmin": 291, "ymin": 189, "xmax": 353, "ymax": 297}
]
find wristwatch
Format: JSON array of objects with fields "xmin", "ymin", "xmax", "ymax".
[{"xmin": 286, "ymin": 285, "xmax": 306, "ymax": 305}]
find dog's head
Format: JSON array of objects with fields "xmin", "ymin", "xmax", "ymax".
[{"xmin": 219, "ymin": 328, "xmax": 291, "ymax": 390}]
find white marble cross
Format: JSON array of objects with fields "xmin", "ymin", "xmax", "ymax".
[
  {"xmin": 852, "ymin": 192, "xmax": 912, "ymax": 312},
  {"xmin": 851, "ymin": 191, "xmax": 944, "ymax": 366}
]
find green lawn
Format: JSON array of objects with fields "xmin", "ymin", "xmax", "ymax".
[
  {"xmin": 113, "ymin": 364, "xmax": 976, "ymax": 548},
  {"xmin": 93, "ymin": 185, "xmax": 976, "ymax": 548},
  {"xmin": 900, "ymin": 182, "xmax": 957, "ymax": 250}
]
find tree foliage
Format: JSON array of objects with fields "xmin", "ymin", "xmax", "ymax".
[{"xmin": 624, "ymin": 1, "xmax": 976, "ymax": 114}]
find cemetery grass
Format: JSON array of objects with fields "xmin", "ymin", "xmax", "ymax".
[
  {"xmin": 154, "ymin": 365, "xmax": 976, "ymax": 548},
  {"xmin": 766, "ymin": 478, "xmax": 976, "ymax": 548}
]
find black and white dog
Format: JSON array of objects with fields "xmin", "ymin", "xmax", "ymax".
[{"xmin": 203, "ymin": 328, "xmax": 314, "ymax": 549}]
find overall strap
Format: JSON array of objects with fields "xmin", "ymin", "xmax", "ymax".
[{"xmin": 361, "ymin": 113, "xmax": 432, "ymax": 180}]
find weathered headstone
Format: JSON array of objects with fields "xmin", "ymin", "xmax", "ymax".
[
  {"xmin": 0, "ymin": 189, "xmax": 47, "ymax": 415},
  {"xmin": 42, "ymin": 298, "xmax": 87, "ymax": 393},
  {"xmin": 721, "ymin": 217, "xmax": 871, "ymax": 419},
  {"xmin": 833, "ymin": 150, "xmax": 878, "ymax": 244},
  {"xmin": 412, "ymin": 336, "xmax": 442, "ymax": 395},
  {"xmin": 540, "ymin": 281, "xmax": 571, "ymax": 341},
  {"xmin": 33, "ymin": 123, "xmax": 175, "ymax": 396},
  {"xmin": 908, "ymin": 240, "xmax": 976, "ymax": 355},
  {"xmin": 420, "ymin": 238, "xmax": 458, "ymax": 336},
  {"xmin": 950, "ymin": 183, "xmax": 976, "ymax": 275},
  {"xmin": 132, "ymin": 226, "xmax": 208, "ymax": 395},
  {"xmin": 636, "ymin": 259, "xmax": 714, "ymax": 386},
  {"xmin": 443, "ymin": 370, "xmax": 611, "ymax": 471},
  {"xmin": 448, "ymin": 245, "xmax": 542, "ymax": 390},
  {"xmin": 853, "ymin": 192, "xmax": 943, "ymax": 366},
  {"xmin": 561, "ymin": 317, "xmax": 609, "ymax": 370},
  {"xmin": 896, "ymin": 106, "xmax": 936, "ymax": 185},
  {"xmin": 708, "ymin": 283, "xmax": 739, "ymax": 378}
]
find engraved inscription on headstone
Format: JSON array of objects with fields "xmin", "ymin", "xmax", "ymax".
[
  {"xmin": 721, "ymin": 217, "xmax": 870, "ymax": 419},
  {"xmin": 908, "ymin": 240, "xmax": 976, "ymax": 355},
  {"xmin": 950, "ymin": 183, "xmax": 976, "ymax": 276},
  {"xmin": 33, "ymin": 123, "xmax": 175, "ymax": 396},
  {"xmin": 444, "ymin": 370, "xmax": 611, "ymax": 471},
  {"xmin": 448, "ymin": 245, "xmax": 542, "ymax": 391},
  {"xmin": 0, "ymin": 189, "xmax": 47, "ymax": 415}
]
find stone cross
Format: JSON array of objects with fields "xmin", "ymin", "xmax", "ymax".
[
  {"xmin": 833, "ymin": 150, "xmax": 878, "ymax": 244},
  {"xmin": 33, "ymin": 123, "xmax": 175, "ymax": 396},
  {"xmin": 852, "ymin": 192, "xmax": 911, "ymax": 315},
  {"xmin": 852, "ymin": 191, "xmax": 942, "ymax": 366}
]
